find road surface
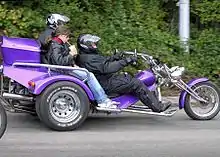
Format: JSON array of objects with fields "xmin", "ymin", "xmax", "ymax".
[{"xmin": 1, "ymin": 107, "xmax": 220, "ymax": 157}]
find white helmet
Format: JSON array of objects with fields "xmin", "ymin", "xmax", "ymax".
[{"xmin": 46, "ymin": 13, "xmax": 70, "ymax": 29}]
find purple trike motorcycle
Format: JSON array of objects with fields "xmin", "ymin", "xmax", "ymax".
[{"xmin": 0, "ymin": 35, "xmax": 220, "ymax": 131}]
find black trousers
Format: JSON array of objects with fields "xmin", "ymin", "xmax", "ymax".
[{"xmin": 101, "ymin": 73, "xmax": 161, "ymax": 112}]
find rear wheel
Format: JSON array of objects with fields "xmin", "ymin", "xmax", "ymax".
[
  {"xmin": 184, "ymin": 81, "xmax": 220, "ymax": 120},
  {"xmin": 0, "ymin": 102, "xmax": 7, "ymax": 139},
  {"xmin": 36, "ymin": 81, "xmax": 90, "ymax": 131}
]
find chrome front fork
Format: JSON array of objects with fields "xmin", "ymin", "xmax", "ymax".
[
  {"xmin": 173, "ymin": 79, "xmax": 207, "ymax": 103},
  {"xmin": 155, "ymin": 78, "xmax": 207, "ymax": 103},
  {"xmin": 155, "ymin": 86, "xmax": 162, "ymax": 102}
]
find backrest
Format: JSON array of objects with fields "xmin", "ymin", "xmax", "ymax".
[{"xmin": 0, "ymin": 36, "xmax": 41, "ymax": 65}]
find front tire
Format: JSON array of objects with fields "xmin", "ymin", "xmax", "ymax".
[
  {"xmin": 36, "ymin": 81, "xmax": 90, "ymax": 131},
  {"xmin": 0, "ymin": 102, "xmax": 7, "ymax": 139},
  {"xmin": 184, "ymin": 81, "xmax": 220, "ymax": 120}
]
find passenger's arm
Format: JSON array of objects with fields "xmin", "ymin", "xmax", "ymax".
[{"xmin": 50, "ymin": 46, "xmax": 74, "ymax": 66}]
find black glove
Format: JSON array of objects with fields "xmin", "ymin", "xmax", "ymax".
[
  {"xmin": 124, "ymin": 56, "xmax": 138, "ymax": 65},
  {"xmin": 113, "ymin": 51, "xmax": 125, "ymax": 60},
  {"xmin": 153, "ymin": 58, "xmax": 161, "ymax": 65}
]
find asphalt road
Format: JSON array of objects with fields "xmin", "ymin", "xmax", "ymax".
[{"xmin": 1, "ymin": 106, "xmax": 220, "ymax": 157}]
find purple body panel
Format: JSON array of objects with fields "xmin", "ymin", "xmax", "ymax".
[
  {"xmin": 179, "ymin": 78, "xmax": 209, "ymax": 109},
  {"xmin": 1, "ymin": 36, "xmax": 40, "ymax": 51},
  {"xmin": 3, "ymin": 66, "xmax": 95, "ymax": 100},
  {"xmin": 32, "ymin": 74, "xmax": 95, "ymax": 100},
  {"xmin": 1, "ymin": 36, "xmax": 41, "ymax": 65},
  {"xmin": 113, "ymin": 83, "xmax": 157, "ymax": 109},
  {"xmin": 3, "ymin": 66, "xmax": 47, "ymax": 88},
  {"xmin": 135, "ymin": 70, "xmax": 156, "ymax": 86}
]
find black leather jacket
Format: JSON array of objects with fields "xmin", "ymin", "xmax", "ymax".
[
  {"xmin": 38, "ymin": 27, "xmax": 55, "ymax": 64},
  {"xmin": 47, "ymin": 39, "xmax": 75, "ymax": 66},
  {"xmin": 38, "ymin": 27, "xmax": 54, "ymax": 50},
  {"xmin": 76, "ymin": 48, "xmax": 128, "ymax": 81}
]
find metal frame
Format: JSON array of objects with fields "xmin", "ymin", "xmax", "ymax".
[
  {"xmin": 173, "ymin": 79, "xmax": 207, "ymax": 103},
  {"xmin": 12, "ymin": 62, "xmax": 90, "ymax": 82}
]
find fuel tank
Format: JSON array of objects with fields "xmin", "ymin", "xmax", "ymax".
[{"xmin": 135, "ymin": 69, "xmax": 156, "ymax": 86}]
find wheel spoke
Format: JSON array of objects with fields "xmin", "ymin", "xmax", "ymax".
[
  {"xmin": 49, "ymin": 90, "xmax": 81, "ymax": 123},
  {"xmin": 189, "ymin": 84, "xmax": 219, "ymax": 118}
]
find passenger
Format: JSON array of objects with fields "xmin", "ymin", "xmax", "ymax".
[{"xmin": 38, "ymin": 13, "xmax": 77, "ymax": 64}]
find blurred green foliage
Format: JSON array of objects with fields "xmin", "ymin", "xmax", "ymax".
[{"xmin": 0, "ymin": 0, "xmax": 219, "ymax": 82}]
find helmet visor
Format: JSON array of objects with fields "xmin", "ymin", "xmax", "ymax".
[{"xmin": 61, "ymin": 15, "xmax": 70, "ymax": 23}]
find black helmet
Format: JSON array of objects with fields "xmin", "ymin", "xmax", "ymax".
[{"xmin": 77, "ymin": 34, "xmax": 101, "ymax": 53}]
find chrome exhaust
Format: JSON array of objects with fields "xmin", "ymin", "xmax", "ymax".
[
  {"xmin": 2, "ymin": 93, "xmax": 34, "ymax": 101},
  {"xmin": 121, "ymin": 108, "xmax": 178, "ymax": 117},
  {"xmin": 96, "ymin": 106, "xmax": 178, "ymax": 117}
]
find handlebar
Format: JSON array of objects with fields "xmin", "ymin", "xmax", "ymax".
[
  {"xmin": 123, "ymin": 50, "xmax": 163, "ymax": 70},
  {"xmin": 123, "ymin": 51, "xmax": 153, "ymax": 59},
  {"xmin": 121, "ymin": 50, "xmax": 185, "ymax": 80}
]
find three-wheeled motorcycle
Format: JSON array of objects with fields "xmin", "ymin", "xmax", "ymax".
[{"xmin": 0, "ymin": 35, "xmax": 219, "ymax": 131}]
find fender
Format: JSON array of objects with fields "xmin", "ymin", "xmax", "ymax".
[
  {"xmin": 179, "ymin": 78, "xmax": 209, "ymax": 109},
  {"xmin": 32, "ymin": 74, "xmax": 95, "ymax": 101}
]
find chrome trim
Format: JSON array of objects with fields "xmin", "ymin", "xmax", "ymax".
[
  {"xmin": 0, "ymin": 65, "xmax": 3, "ymax": 73},
  {"xmin": 173, "ymin": 79, "xmax": 207, "ymax": 103},
  {"xmin": 96, "ymin": 107, "xmax": 178, "ymax": 117},
  {"xmin": 123, "ymin": 51, "xmax": 152, "ymax": 58},
  {"xmin": 129, "ymin": 105, "xmax": 150, "ymax": 110},
  {"xmin": 157, "ymin": 87, "xmax": 162, "ymax": 102},
  {"xmin": 2, "ymin": 93, "xmax": 33, "ymax": 101},
  {"xmin": 0, "ymin": 75, "xmax": 3, "ymax": 96},
  {"xmin": 12, "ymin": 62, "xmax": 90, "ymax": 82},
  {"xmin": 121, "ymin": 108, "xmax": 178, "ymax": 117}
]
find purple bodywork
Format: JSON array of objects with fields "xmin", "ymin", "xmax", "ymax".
[
  {"xmin": 1, "ymin": 36, "xmax": 41, "ymax": 65},
  {"xmin": 0, "ymin": 36, "xmax": 209, "ymax": 110}
]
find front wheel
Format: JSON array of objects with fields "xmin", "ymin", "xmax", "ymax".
[
  {"xmin": 0, "ymin": 102, "xmax": 7, "ymax": 139},
  {"xmin": 184, "ymin": 81, "xmax": 220, "ymax": 120},
  {"xmin": 36, "ymin": 81, "xmax": 90, "ymax": 131}
]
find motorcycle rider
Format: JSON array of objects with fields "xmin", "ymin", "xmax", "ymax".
[
  {"xmin": 76, "ymin": 34, "xmax": 172, "ymax": 113},
  {"xmin": 46, "ymin": 25, "xmax": 119, "ymax": 109}
]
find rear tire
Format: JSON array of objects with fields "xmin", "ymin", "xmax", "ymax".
[
  {"xmin": 0, "ymin": 102, "xmax": 7, "ymax": 139},
  {"xmin": 36, "ymin": 81, "xmax": 90, "ymax": 131},
  {"xmin": 184, "ymin": 81, "xmax": 220, "ymax": 120}
]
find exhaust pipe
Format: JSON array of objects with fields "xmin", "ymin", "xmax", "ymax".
[
  {"xmin": 121, "ymin": 108, "xmax": 178, "ymax": 117},
  {"xmin": 2, "ymin": 93, "xmax": 34, "ymax": 101},
  {"xmin": 96, "ymin": 107, "xmax": 178, "ymax": 117}
]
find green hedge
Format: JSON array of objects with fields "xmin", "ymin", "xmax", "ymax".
[{"xmin": 0, "ymin": 0, "xmax": 219, "ymax": 82}]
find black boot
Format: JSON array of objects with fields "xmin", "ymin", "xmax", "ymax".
[
  {"xmin": 158, "ymin": 101, "xmax": 172, "ymax": 112},
  {"xmin": 132, "ymin": 80, "xmax": 172, "ymax": 113},
  {"xmin": 133, "ymin": 83, "xmax": 162, "ymax": 112}
]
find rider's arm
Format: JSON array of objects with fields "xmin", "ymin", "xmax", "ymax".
[
  {"xmin": 105, "ymin": 53, "xmax": 123, "ymax": 62},
  {"xmin": 89, "ymin": 56, "xmax": 128, "ymax": 74},
  {"xmin": 105, "ymin": 55, "xmax": 118, "ymax": 62}
]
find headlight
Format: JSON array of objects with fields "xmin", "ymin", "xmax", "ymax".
[{"xmin": 171, "ymin": 67, "xmax": 185, "ymax": 79}]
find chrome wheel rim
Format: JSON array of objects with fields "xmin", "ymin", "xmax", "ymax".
[
  {"xmin": 0, "ymin": 112, "xmax": 1, "ymax": 127},
  {"xmin": 49, "ymin": 90, "xmax": 81, "ymax": 123},
  {"xmin": 189, "ymin": 85, "xmax": 219, "ymax": 117}
]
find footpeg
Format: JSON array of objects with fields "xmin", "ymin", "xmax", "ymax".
[
  {"xmin": 96, "ymin": 107, "xmax": 121, "ymax": 112},
  {"xmin": 163, "ymin": 107, "xmax": 179, "ymax": 114}
]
